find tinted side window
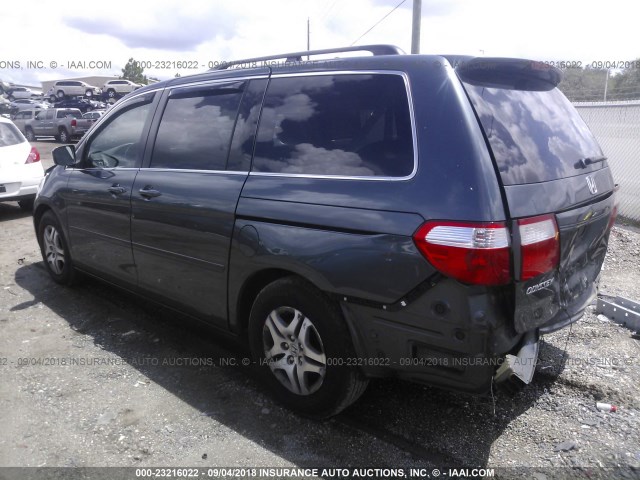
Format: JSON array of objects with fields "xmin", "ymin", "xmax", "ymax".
[
  {"xmin": 227, "ymin": 79, "xmax": 268, "ymax": 171},
  {"xmin": 150, "ymin": 85, "xmax": 243, "ymax": 171},
  {"xmin": 252, "ymin": 74, "xmax": 414, "ymax": 177},
  {"xmin": 85, "ymin": 95, "xmax": 155, "ymax": 168}
]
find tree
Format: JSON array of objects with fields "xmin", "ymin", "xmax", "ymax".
[
  {"xmin": 608, "ymin": 59, "xmax": 640, "ymax": 101},
  {"xmin": 557, "ymin": 67, "xmax": 608, "ymax": 102},
  {"xmin": 556, "ymin": 59, "xmax": 640, "ymax": 102},
  {"xmin": 121, "ymin": 58, "xmax": 148, "ymax": 85}
]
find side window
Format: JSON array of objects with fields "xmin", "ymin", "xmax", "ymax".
[
  {"xmin": 85, "ymin": 95, "xmax": 155, "ymax": 168},
  {"xmin": 227, "ymin": 79, "xmax": 268, "ymax": 171},
  {"xmin": 253, "ymin": 74, "xmax": 414, "ymax": 177},
  {"xmin": 150, "ymin": 84, "xmax": 243, "ymax": 171}
]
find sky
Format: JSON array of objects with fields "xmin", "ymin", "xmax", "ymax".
[{"xmin": 2, "ymin": 0, "xmax": 638, "ymax": 87}]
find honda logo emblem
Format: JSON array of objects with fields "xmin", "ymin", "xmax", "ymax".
[{"xmin": 586, "ymin": 176, "xmax": 598, "ymax": 195}]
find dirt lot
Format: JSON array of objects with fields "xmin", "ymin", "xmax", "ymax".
[{"xmin": 1, "ymin": 141, "xmax": 639, "ymax": 479}]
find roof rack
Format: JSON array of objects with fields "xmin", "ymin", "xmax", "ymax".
[{"xmin": 212, "ymin": 44, "xmax": 405, "ymax": 70}]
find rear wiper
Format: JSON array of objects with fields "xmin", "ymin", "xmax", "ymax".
[{"xmin": 574, "ymin": 156, "xmax": 607, "ymax": 169}]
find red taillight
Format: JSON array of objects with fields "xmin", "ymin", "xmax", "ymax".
[
  {"xmin": 518, "ymin": 214, "xmax": 559, "ymax": 281},
  {"xmin": 413, "ymin": 221, "xmax": 511, "ymax": 286},
  {"xmin": 71, "ymin": 119, "xmax": 77, "ymax": 127},
  {"xmin": 25, "ymin": 147, "xmax": 40, "ymax": 164}
]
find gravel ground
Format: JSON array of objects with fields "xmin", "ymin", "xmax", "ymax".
[{"xmin": 1, "ymin": 142, "xmax": 639, "ymax": 479}]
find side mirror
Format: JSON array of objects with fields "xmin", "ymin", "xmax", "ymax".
[{"xmin": 52, "ymin": 145, "xmax": 77, "ymax": 166}]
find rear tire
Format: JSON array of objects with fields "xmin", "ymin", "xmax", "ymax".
[
  {"xmin": 37, "ymin": 211, "xmax": 76, "ymax": 285},
  {"xmin": 57, "ymin": 90, "xmax": 65, "ymax": 99},
  {"xmin": 248, "ymin": 276, "xmax": 368, "ymax": 418},
  {"xmin": 58, "ymin": 128, "xmax": 69, "ymax": 143},
  {"xmin": 25, "ymin": 128, "xmax": 35, "ymax": 142},
  {"xmin": 85, "ymin": 90, "xmax": 93, "ymax": 97}
]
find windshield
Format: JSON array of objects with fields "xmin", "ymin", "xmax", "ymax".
[{"xmin": 462, "ymin": 82, "xmax": 604, "ymax": 185}]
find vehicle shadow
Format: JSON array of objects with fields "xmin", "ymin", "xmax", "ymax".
[
  {"xmin": 0, "ymin": 202, "xmax": 32, "ymax": 221},
  {"xmin": 13, "ymin": 262, "xmax": 568, "ymax": 468}
]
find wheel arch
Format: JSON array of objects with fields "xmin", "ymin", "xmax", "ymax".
[
  {"xmin": 232, "ymin": 268, "xmax": 325, "ymax": 338},
  {"xmin": 33, "ymin": 204, "xmax": 53, "ymax": 239}
]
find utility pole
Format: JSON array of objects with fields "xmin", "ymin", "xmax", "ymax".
[
  {"xmin": 307, "ymin": 17, "xmax": 310, "ymax": 60},
  {"xmin": 411, "ymin": 0, "xmax": 422, "ymax": 54},
  {"xmin": 603, "ymin": 69, "xmax": 609, "ymax": 102}
]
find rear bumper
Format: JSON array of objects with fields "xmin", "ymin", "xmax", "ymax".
[
  {"xmin": 339, "ymin": 278, "xmax": 519, "ymax": 394},
  {"xmin": 339, "ymin": 277, "xmax": 593, "ymax": 394},
  {"xmin": 539, "ymin": 283, "xmax": 596, "ymax": 334},
  {"xmin": 0, "ymin": 179, "xmax": 40, "ymax": 202}
]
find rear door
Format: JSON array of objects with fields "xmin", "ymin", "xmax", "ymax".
[
  {"xmin": 457, "ymin": 59, "xmax": 617, "ymax": 333},
  {"xmin": 131, "ymin": 77, "xmax": 268, "ymax": 327}
]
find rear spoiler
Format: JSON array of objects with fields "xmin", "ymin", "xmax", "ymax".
[{"xmin": 449, "ymin": 57, "xmax": 563, "ymax": 91}]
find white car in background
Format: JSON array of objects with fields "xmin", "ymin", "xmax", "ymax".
[
  {"xmin": 0, "ymin": 117, "xmax": 43, "ymax": 211},
  {"xmin": 102, "ymin": 79, "xmax": 141, "ymax": 98},
  {"xmin": 7, "ymin": 86, "xmax": 38, "ymax": 100}
]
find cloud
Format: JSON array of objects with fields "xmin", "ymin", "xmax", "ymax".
[
  {"xmin": 253, "ymin": 143, "xmax": 375, "ymax": 176},
  {"xmin": 63, "ymin": 5, "xmax": 238, "ymax": 51},
  {"xmin": 370, "ymin": 0, "xmax": 458, "ymax": 16}
]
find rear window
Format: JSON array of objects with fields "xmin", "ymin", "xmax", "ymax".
[
  {"xmin": 252, "ymin": 74, "xmax": 414, "ymax": 178},
  {"xmin": 0, "ymin": 123, "xmax": 25, "ymax": 147},
  {"xmin": 461, "ymin": 70, "xmax": 603, "ymax": 185},
  {"xmin": 57, "ymin": 109, "xmax": 82, "ymax": 119}
]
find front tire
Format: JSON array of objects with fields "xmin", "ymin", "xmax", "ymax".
[
  {"xmin": 25, "ymin": 128, "xmax": 35, "ymax": 142},
  {"xmin": 37, "ymin": 211, "xmax": 75, "ymax": 285},
  {"xmin": 57, "ymin": 90, "xmax": 65, "ymax": 99},
  {"xmin": 85, "ymin": 90, "xmax": 93, "ymax": 97},
  {"xmin": 58, "ymin": 128, "xmax": 69, "ymax": 143},
  {"xmin": 248, "ymin": 277, "xmax": 368, "ymax": 418}
]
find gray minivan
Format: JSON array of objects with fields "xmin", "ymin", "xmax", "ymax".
[{"xmin": 33, "ymin": 46, "xmax": 618, "ymax": 417}]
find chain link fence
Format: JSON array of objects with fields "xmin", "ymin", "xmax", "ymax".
[{"xmin": 574, "ymin": 101, "xmax": 640, "ymax": 222}]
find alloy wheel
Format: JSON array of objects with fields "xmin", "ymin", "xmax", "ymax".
[
  {"xmin": 43, "ymin": 225, "xmax": 65, "ymax": 275},
  {"xmin": 262, "ymin": 306, "xmax": 327, "ymax": 395}
]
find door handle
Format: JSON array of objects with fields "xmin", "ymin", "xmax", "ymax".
[
  {"xmin": 139, "ymin": 186, "xmax": 162, "ymax": 199},
  {"xmin": 107, "ymin": 184, "xmax": 127, "ymax": 195}
]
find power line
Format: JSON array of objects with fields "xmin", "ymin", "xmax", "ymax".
[{"xmin": 350, "ymin": 0, "xmax": 407, "ymax": 46}]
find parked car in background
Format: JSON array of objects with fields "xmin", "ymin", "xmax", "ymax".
[
  {"xmin": 82, "ymin": 110, "xmax": 105, "ymax": 124},
  {"xmin": 34, "ymin": 45, "xmax": 618, "ymax": 418},
  {"xmin": 12, "ymin": 109, "xmax": 39, "ymax": 135},
  {"xmin": 0, "ymin": 116, "xmax": 43, "ymax": 211},
  {"xmin": 49, "ymin": 81, "xmax": 101, "ymax": 101},
  {"xmin": 102, "ymin": 79, "xmax": 141, "ymax": 98},
  {"xmin": 0, "ymin": 98, "xmax": 18, "ymax": 117},
  {"xmin": 52, "ymin": 98, "xmax": 94, "ymax": 113},
  {"xmin": 25, "ymin": 108, "xmax": 91, "ymax": 142},
  {"xmin": 0, "ymin": 80, "xmax": 12, "ymax": 96},
  {"xmin": 7, "ymin": 86, "xmax": 38, "ymax": 100},
  {"xmin": 11, "ymin": 99, "xmax": 49, "ymax": 111}
]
